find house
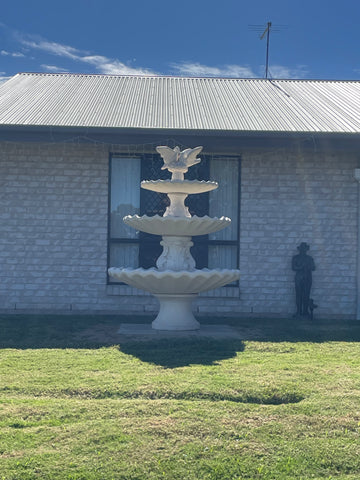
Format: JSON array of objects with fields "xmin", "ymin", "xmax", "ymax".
[{"xmin": 1, "ymin": 72, "xmax": 360, "ymax": 319}]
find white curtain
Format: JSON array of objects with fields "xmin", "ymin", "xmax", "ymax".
[
  {"xmin": 209, "ymin": 158, "xmax": 239, "ymax": 242},
  {"xmin": 109, "ymin": 243, "xmax": 139, "ymax": 272},
  {"xmin": 109, "ymin": 157, "xmax": 141, "ymax": 273},
  {"xmin": 110, "ymin": 158, "xmax": 141, "ymax": 239},
  {"xmin": 208, "ymin": 158, "xmax": 239, "ymax": 271},
  {"xmin": 208, "ymin": 245, "xmax": 237, "ymax": 270}
]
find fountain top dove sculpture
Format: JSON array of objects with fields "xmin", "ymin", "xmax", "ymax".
[{"xmin": 156, "ymin": 146, "xmax": 203, "ymax": 180}]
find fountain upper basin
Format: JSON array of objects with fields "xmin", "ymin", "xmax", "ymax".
[{"xmin": 141, "ymin": 180, "xmax": 218, "ymax": 195}]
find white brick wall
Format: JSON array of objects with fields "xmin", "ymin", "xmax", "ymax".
[
  {"xmin": 0, "ymin": 142, "xmax": 358, "ymax": 318},
  {"xmin": 238, "ymin": 149, "xmax": 358, "ymax": 318},
  {"xmin": 0, "ymin": 142, "xmax": 153, "ymax": 313}
]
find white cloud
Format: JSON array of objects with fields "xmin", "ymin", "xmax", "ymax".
[
  {"xmin": 41, "ymin": 64, "xmax": 69, "ymax": 73},
  {"xmin": 11, "ymin": 28, "xmax": 310, "ymax": 80},
  {"xmin": 267, "ymin": 64, "xmax": 309, "ymax": 79},
  {"xmin": 172, "ymin": 61, "xmax": 309, "ymax": 79},
  {"xmin": 1, "ymin": 49, "xmax": 25, "ymax": 57},
  {"xmin": 80, "ymin": 55, "xmax": 156, "ymax": 75},
  {"xmin": 0, "ymin": 75, "xmax": 12, "ymax": 84},
  {"xmin": 20, "ymin": 36, "xmax": 157, "ymax": 76},
  {"xmin": 21, "ymin": 39, "xmax": 81, "ymax": 60},
  {"xmin": 171, "ymin": 61, "xmax": 256, "ymax": 78}
]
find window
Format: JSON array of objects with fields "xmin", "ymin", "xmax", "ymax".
[{"xmin": 108, "ymin": 152, "xmax": 240, "ymax": 283}]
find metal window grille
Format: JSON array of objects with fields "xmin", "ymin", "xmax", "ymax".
[{"xmin": 108, "ymin": 152, "xmax": 240, "ymax": 284}]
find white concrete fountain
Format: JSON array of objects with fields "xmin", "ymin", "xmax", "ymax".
[{"xmin": 108, "ymin": 146, "xmax": 240, "ymax": 330}]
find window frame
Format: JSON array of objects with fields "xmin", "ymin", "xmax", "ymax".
[{"xmin": 107, "ymin": 152, "xmax": 241, "ymax": 285}]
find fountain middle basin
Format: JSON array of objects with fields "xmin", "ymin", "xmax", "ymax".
[{"xmin": 123, "ymin": 214, "xmax": 231, "ymax": 236}]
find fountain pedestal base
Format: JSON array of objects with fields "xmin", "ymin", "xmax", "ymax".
[{"xmin": 152, "ymin": 294, "xmax": 200, "ymax": 331}]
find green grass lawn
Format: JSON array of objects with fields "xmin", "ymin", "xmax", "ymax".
[{"xmin": 0, "ymin": 314, "xmax": 359, "ymax": 479}]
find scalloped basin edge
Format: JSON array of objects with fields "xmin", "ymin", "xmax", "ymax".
[
  {"xmin": 123, "ymin": 215, "xmax": 231, "ymax": 236},
  {"xmin": 108, "ymin": 267, "xmax": 240, "ymax": 294},
  {"xmin": 141, "ymin": 179, "xmax": 218, "ymax": 194}
]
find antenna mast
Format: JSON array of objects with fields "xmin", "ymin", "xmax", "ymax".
[
  {"xmin": 249, "ymin": 21, "xmax": 287, "ymax": 79},
  {"xmin": 260, "ymin": 21, "xmax": 272, "ymax": 79}
]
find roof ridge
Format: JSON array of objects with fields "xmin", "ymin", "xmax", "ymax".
[{"xmin": 14, "ymin": 72, "xmax": 360, "ymax": 84}]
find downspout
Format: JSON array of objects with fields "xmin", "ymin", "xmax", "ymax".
[{"xmin": 354, "ymin": 168, "xmax": 360, "ymax": 320}]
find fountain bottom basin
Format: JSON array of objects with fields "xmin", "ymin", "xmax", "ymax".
[
  {"xmin": 108, "ymin": 267, "xmax": 240, "ymax": 331},
  {"xmin": 108, "ymin": 267, "xmax": 240, "ymax": 294}
]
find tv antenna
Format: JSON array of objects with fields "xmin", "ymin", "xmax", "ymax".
[
  {"xmin": 261, "ymin": 22, "xmax": 272, "ymax": 79},
  {"xmin": 249, "ymin": 22, "xmax": 287, "ymax": 79}
]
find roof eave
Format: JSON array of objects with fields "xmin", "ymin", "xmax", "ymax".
[{"xmin": 0, "ymin": 124, "xmax": 359, "ymax": 154}]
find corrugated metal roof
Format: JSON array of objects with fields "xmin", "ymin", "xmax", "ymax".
[{"xmin": 0, "ymin": 73, "xmax": 360, "ymax": 133}]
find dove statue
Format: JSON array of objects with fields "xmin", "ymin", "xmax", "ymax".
[{"xmin": 156, "ymin": 146, "xmax": 203, "ymax": 180}]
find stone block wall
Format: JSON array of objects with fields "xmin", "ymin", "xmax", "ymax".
[{"xmin": 0, "ymin": 141, "xmax": 358, "ymax": 318}]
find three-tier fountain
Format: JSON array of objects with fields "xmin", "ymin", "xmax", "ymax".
[{"xmin": 108, "ymin": 146, "xmax": 240, "ymax": 330}]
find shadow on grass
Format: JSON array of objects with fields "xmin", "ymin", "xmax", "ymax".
[
  {"xmin": 216, "ymin": 317, "xmax": 360, "ymax": 343},
  {"xmin": 120, "ymin": 337, "xmax": 245, "ymax": 367},
  {"xmin": 0, "ymin": 314, "xmax": 245, "ymax": 366},
  {"xmin": 1, "ymin": 314, "xmax": 359, "ymax": 350},
  {"xmin": 0, "ymin": 314, "xmax": 121, "ymax": 349},
  {"xmin": 58, "ymin": 387, "xmax": 304, "ymax": 404}
]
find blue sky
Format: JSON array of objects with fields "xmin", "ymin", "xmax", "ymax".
[{"xmin": 1, "ymin": 0, "xmax": 359, "ymax": 83}]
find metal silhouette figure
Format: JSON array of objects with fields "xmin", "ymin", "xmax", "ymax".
[{"xmin": 292, "ymin": 242, "xmax": 316, "ymax": 318}]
